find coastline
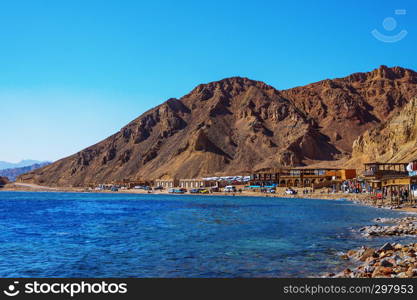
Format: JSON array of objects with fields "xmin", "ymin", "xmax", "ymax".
[
  {"xmin": 3, "ymin": 182, "xmax": 417, "ymax": 278},
  {"xmin": 3, "ymin": 182, "xmax": 417, "ymax": 213}
]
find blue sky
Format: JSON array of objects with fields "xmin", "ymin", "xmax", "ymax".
[{"xmin": 1, "ymin": 0, "xmax": 416, "ymax": 162}]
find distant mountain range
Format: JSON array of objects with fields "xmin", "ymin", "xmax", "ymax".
[
  {"xmin": 0, "ymin": 160, "xmax": 49, "ymax": 170},
  {"xmin": 17, "ymin": 66, "xmax": 417, "ymax": 187},
  {"xmin": 0, "ymin": 162, "xmax": 51, "ymax": 181}
]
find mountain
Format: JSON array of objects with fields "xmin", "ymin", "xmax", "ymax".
[
  {"xmin": 0, "ymin": 176, "xmax": 8, "ymax": 187},
  {"xmin": 0, "ymin": 162, "xmax": 51, "ymax": 181},
  {"xmin": 349, "ymin": 97, "xmax": 417, "ymax": 168},
  {"xmin": 0, "ymin": 160, "xmax": 47, "ymax": 170},
  {"xmin": 281, "ymin": 65, "xmax": 417, "ymax": 154},
  {"xmin": 18, "ymin": 66, "xmax": 417, "ymax": 187}
]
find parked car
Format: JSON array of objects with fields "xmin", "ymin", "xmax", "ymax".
[
  {"xmin": 285, "ymin": 188, "xmax": 297, "ymax": 195},
  {"xmin": 154, "ymin": 186, "xmax": 164, "ymax": 190},
  {"xmin": 169, "ymin": 188, "xmax": 185, "ymax": 194},
  {"xmin": 199, "ymin": 189, "xmax": 209, "ymax": 194},
  {"xmin": 224, "ymin": 186, "xmax": 236, "ymax": 192},
  {"xmin": 189, "ymin": 189, "xmax": 200, "ymax": 193}
]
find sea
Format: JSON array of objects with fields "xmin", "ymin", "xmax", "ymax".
[{"xmin": 0, "ymin": 191, "xmax": 414, "ymax": 277}]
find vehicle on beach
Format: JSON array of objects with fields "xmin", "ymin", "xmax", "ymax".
[
  {"xmin": 189, "ymin": 189, "xmax": 200, "ymax": 193},
  {"xmin": 285, "ymin": 188, "xmax": 297, "ymax": 195},
  {"xmin": 154, "ymin": 186, "xmax": 164, "ymax": 190},
  {"xmin": 199, "ymin": 189, "xmax": 209, "ymax": 194},
  {"xmin": 111, "ymin": 187, "xmax": 119, "ymax": 192},
  {"xmin": 224, "ymin": 186, "xmax": 236, "ymax": 192},
  {"xmin": 134, "ymin": 185, "xmax": 151, "ymax": 190},
  {"xmin": 169, "ymin": 188, "xmax": 186, "ymax": 194}
]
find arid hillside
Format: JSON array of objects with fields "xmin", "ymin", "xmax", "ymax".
[
  {"xmin": 0, "ymin": 177, "xmax": 9, "ymax": 187},
  {"xmin": 18, "ymin": 66, "xmax": 417, "ymax": 187},
  {"xmin": 282, "ymin": 65, "xmax": 417, "ymax": 154},
  {"xmin": 349, "ymin": 97, "xmax": 417, "ymax": 168}
]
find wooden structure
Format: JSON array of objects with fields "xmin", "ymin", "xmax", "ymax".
[
  {"xmin": 87, "ymin": 178, "xmax": 153, "ymax": 188},
  {"xmin": 154, "ymin": 178, "xmax": 179, "ymax": 189},
  {"xmin": 363, "ymin": 162, "xmax": 408, "ymax": 189},
  {"xmin": 363, "ymin": 162, "xmax": 417, "ymax": 205},
  {"xmin": 179, "ymin": 179, "xmax": 218, "ymax": 189},
  {"xmin": 380, "ymin": 176, "xmax": 417, "ymax": 205},
  {"xmin": 250, "ymin": 168, "xmax": 356, "ymax": 188}
]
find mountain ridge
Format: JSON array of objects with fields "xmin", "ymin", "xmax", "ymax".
[
  {"xmin": 348, "ymin": 97, "xmax": 417, "ymax": 168},
  {"xmin": 0, "ymin": 160, "xmax": 49, "ymax": 170},
  {"xmin": 18, "ymin": 66, "xmax": 417, "ymax": 187},
  {"xmin": 0, "ymin": 162, "xmax": 51, "ymax": 181}
]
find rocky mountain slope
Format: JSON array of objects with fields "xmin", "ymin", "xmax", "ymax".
[
  {"xmin": 0, "ymin": 176, "xmax": 8, "ymax": 187},
  {"xmin": 18, "ymin": 66, "xmax": 417, "ymax": 187},
  {"xmin": 349, "ymin": 97, "xmax": 417, "ymax": 168},
  {"xmin": 282, "ymin": 66, "xmax": 417, "ymax": 154}
]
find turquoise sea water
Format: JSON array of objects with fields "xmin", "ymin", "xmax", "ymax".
[{"xmin": 0, "ymin": 191, "xmax": 414, "ymax": 278}]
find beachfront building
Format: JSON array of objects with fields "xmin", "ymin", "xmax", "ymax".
[
  {"xmin": 202, "ymin": 176, "xmax": 250, "ymax": 188},
  {"xmin": 155, "ymin": 178, "xmax": 179, "ymax": 189},
  {"xmin": 380, "ymin": 176, "xmax": 417, "ymax": 204},
  {"xmin": 362, "ymin": 161, "xmax": 417, "ymax": 204},
  {"xmin": 123, "ymin": 180, "xmax": 153, "ymax": 188},
  {"xmin": 250, "ymin": 168, "xmax": 356, "ymax": 188},
  {"xmin": 362, "ymin": 162, "xmax": 408, "ymax": 190},
  {"xmin": 179, "ymin": 178, "xmax": 218, "ymax": 189}
]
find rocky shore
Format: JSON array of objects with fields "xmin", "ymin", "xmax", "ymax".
[
  {"xmin": 359, "ymin": 216, "xmax": 417, "ymax": 237},
  {"xmin": 329, "ymin": 242, "xmax": 417, "ymax": 278},
  {"xmin": 326, "ymin": 214, "xmax": 417, "ymax": 278}
]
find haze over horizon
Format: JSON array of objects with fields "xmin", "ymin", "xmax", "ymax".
[{"xmin": 2, "ymin": 0, "xmax": 417, "ymax": 162}]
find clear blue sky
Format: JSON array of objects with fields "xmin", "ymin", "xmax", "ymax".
[{"xmin": 1, "ymin": 0, "xmax": 416, "ymax": 162}]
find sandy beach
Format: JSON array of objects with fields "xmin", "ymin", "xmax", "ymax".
[{"xmin": 3, "ymin": 182, "xmax": 416, "ymax": 213}]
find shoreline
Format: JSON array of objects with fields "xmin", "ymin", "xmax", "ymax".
[
  {"xmin": 327, "ymin": 217, "xmax": 417, "ymax": 278},
  {"xmin": 3, "ymin": 182, "xmax": 417, "ymax": 213},
  {"xmin": 3, "ymin": 182, "xmax": 417, "ymax": 278}
]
